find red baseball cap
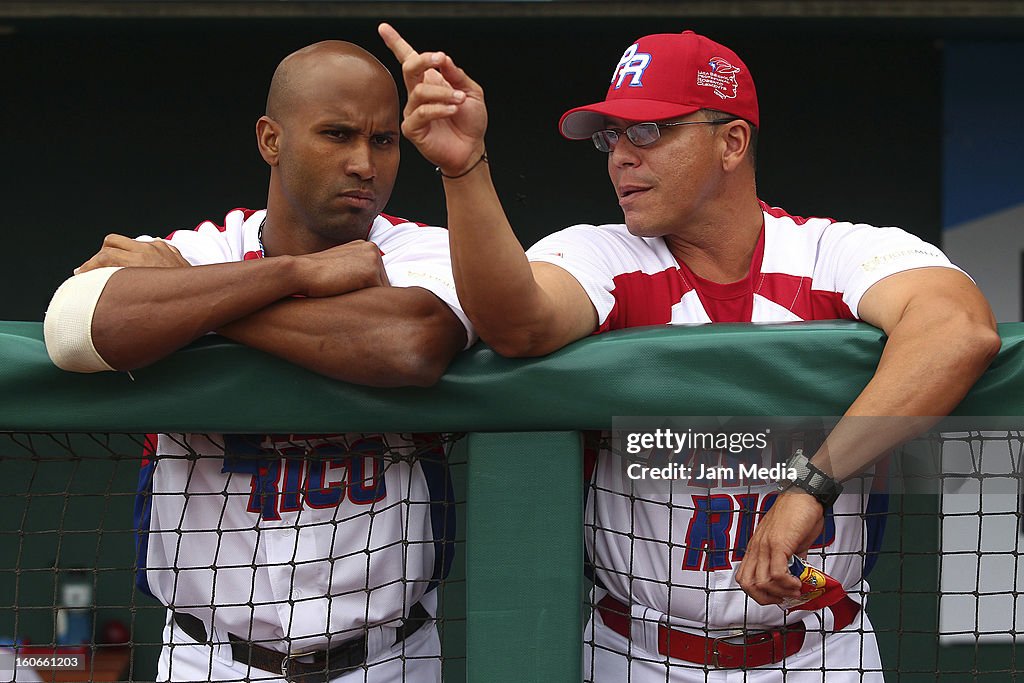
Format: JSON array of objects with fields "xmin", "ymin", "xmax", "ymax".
[{"xmin": 559, "ymin": 30, "xmax": 759, "ymax": 140}]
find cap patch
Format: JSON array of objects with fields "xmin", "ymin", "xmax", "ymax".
[
  {"xmin": 611, "ymin": 43, "xmax": 652, "ymax": 89},
  {"xmin": 697, "ymin": 57, "xmax": 741, "ymax": 100}
]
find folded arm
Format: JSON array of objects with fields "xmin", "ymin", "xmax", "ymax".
[
  {"xmin": 85, "ymin": 258, "xmax": 314, "ymax": 370},
  {"xmin": 217, "ymin": 286, "xmax": 466, "ymax": 387},
  {"xmin": 45, "ymin": 235, "xmax": 469, "ymax": 387}
]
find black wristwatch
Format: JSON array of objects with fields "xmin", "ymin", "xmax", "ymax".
[{"xmin": 776, "ymin": 449, "xmax": 843, "ymax": 510}]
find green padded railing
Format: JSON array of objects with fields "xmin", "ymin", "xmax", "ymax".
[
  {"xmin": 4, "ymin": 321, "xmax": 1023, "ymax": 435},
  {"xmin": 2, "ymin": 320, "xmax": 1023, "ymax": 682}
]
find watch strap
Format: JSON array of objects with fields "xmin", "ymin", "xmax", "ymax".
[{"xmin": 784, "ymin": 450, "xmax": 843, "ymax": 509}]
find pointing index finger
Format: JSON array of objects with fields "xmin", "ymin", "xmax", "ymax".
[{"xmin": 378, "ymin": 22, "xmax": 417, "ymax": 62}]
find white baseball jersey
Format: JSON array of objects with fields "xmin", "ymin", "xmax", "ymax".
[
  {"xmin": 134, "ymin": 209, "xmax": 471, "ymax": 654},
  {"xmin": 526, "ymin": 202, "xmax": 961, "ymax": 632}
]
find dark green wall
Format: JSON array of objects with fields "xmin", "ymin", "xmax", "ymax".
[{"xmin": 1, "ymin": 16, "xmax": 948, "ymax": 321}]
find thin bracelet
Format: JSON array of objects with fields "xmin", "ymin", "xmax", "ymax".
[{"xmin": 436, "ymin": 153, "xmax": 488, "ymax": 179}]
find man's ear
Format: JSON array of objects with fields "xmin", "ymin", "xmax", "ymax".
[
  {"xmin": 720, "ymin": 120, "xmax": 751, "ymax": 172},
  {"xmin": 256, "ymin": 116, "xmax": 282, "ymax": 166}
]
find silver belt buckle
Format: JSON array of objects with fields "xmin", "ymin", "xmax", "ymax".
[{"xmin": 280, "ymin": 648, "xmax": 317, "ymax": 679}]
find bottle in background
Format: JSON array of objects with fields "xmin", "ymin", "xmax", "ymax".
[{"xmin": 55, "ymin": 570, "xmax": 92, "ymax": 646}]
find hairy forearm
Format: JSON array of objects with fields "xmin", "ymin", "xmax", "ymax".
[
  {"xmin": 90, "ymin": 258, "xmax": 302, "ymax": 370},
  {"xmin": 443, "ymin": 168, "xmax": 564, "ymax": 355},
  {"xmin": 812, "ymin": 305, "xmax": 1000, "ymax": 481},
  {"xmin": 216, "ymin": 286, "xmax": 466, "ymax": 387}
]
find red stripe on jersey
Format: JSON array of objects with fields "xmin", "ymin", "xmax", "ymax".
[
  {"xmin": 599, "ymin": 268, "xmax": 693, "ymax": 332},
  {"xmin": 583, "ymin": 446, "xmax": 598, "ymax": 483},
  {"xmin": 809, "ymin": 289, "xmax": 855, "ymax": 319},
  {"xmin": 759, "ymin": 200, "xmax": 835, "ymax": 226},
  {"xmin": 141, "ymin": 433, "xmax": 158, "ymax": 468},
  {"xmin": 676, "ymin": 227, "xmax": 765, "ymax": 323},
  {"xmin": 243, "ymin": 250, "xmax": 263, "ymax": 260},
  {"xmin": 694, "ymin": 285, "xmax": 750, "ymax": 322},
  {"xmin": 380, "ymin": 213, "xmax": 430, "ymax": 228},
  {"xmin": 756, "ymin": 272, "xmax": 808, "ymax": 315},
  {"xmin": 754, "ymin": 272, "xmax": 856, "ymax": 320},
  {"xmin": 596, "ymin": 211, "xmax": 856, "ymax": 330},
  {"xmin": 582, "ymin": 432, "xmax": 601, "ymax": 482}
]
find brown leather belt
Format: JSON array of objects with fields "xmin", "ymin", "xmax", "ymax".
[
  {"xmin": 597, "ymin": 594, "xmax": 859, "ymax": 669},
  {"xmin": 172, "ymin": 603, "xmax": 430, "ymax": 683}
]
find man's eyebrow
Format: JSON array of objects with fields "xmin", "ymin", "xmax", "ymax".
[
  {"xmin": 320, "ymin": 122, "xmax": 360, "ymax": 132},
  {"xmin": 320, "ymin": 122, "xmax": 399, "ymax": 137}
]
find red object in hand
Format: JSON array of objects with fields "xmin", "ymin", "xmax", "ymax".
[{"xmin": 782, "ymin": 556, "xmax": 848, "ymax": 612}]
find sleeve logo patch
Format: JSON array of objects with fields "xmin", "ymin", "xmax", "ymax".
[{"xmin": 860, "ymin": 248, "xmax": 943, "ymax": 272}]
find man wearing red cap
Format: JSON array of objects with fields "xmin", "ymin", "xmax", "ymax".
[{"xmin": 381, "ymin": 24, "xmax": 999, "ymax": 681}]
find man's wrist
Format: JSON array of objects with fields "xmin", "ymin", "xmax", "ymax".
[
  {"xmin": 264, "ymin": 254, "xmax": 304, "ymax": 297},
  {"xmin": 776, "ymin": 449, "xmax": 843, "ymax": 510},
  {"xmin": 437, "ymin": 149, "xmax": 488, "ymax": 179}
]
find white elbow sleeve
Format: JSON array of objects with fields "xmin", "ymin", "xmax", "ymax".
[{"xmin": 44, "ymin": 267, "xmax": 123, "ymax": 372}]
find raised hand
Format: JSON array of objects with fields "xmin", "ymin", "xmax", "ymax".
[{"xmin": 378, "ymin": 23, "xmax": 488, "ymax": 177}]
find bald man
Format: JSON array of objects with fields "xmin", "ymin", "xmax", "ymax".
[{"xmin": 43, "ymin": 42, "xmax": 474, "ymax": 683}]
